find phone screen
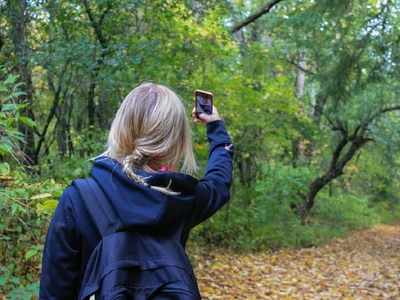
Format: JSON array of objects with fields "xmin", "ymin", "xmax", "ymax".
[{"xmin": 195, "ymin": 90, "xmax": 213, "ymax": 115}]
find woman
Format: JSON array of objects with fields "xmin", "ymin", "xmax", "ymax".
[{"xmin": 39, "ymin": 82, "xmax": 233, "ymax": 299}]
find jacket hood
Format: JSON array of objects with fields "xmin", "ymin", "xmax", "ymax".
[{"xmin": 90, "ymin": 156, "xmax": 195, "ymax": 230}]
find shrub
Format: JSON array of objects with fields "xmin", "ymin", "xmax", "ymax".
[
  {"xmin": 191, "ymin": 162, "xmax": 400, "ymax": 250},
  {"xmin": 0, "ymin": 168, "xmax": 64, "ymax": 296}
]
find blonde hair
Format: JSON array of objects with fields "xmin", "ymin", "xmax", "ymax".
[{"xmin": 102, "ymin": 82, "xmax": 197, "ymax": 185}]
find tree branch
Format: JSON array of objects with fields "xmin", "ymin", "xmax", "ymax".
[
  {"xmin": 231, "ymin": 0, "xmax": 285, "ymax": 33},
  {"xmin": 336, "ymin": 137, "xmax": 371, "ymax": 172},
  {"xmin": 380, "ymin": 105, "xmax": 400, "ymax": 114},
  {"xmin": 81, "ymin": 0, "xmax": 109, "ymax": 48},
  {"xmin": 329, "ymin": 136, "xmax": 348, "ymax": 172},
  {"xmin": 361, "ymin": 105, "xmax": 400, "ymax": 130},
  {"xmin": 286, "ymin": 58, "xmax": 315, "ymax": 75},
  {"xmin": 35, "ymin": 60, "xmax": 70, "ymax": 158},
  {"xmin": 99, "ymin": 2, "xmax": 112, "ymax": 27},
  {"xmin": 325, "ymin": 115, "xmax": 348, "ymax": 136}
]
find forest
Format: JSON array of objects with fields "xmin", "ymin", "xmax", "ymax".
[{"xmin": 1, "ymin": 0, "xmax": 400, "ymax": 298}]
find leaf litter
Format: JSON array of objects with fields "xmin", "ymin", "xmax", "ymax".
[{"xmin": 191, "ymin": 225, "xmax": 400, "ymax": 299}]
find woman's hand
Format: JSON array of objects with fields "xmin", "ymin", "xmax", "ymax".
[{"xmin": 192, "ymin": 105, "xmax": 221, "ymax": 124}]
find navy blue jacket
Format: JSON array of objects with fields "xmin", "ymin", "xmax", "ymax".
[{"xmin": 39, "ymin": 120, "xmax": 233, "ymax": 299}]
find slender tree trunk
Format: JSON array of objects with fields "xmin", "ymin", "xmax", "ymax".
[
  {"xmin": 35, "ymin": 62, "xmax": 70, "ymax": 160},
  {"xmin": 0, "ymin": 31, "xmax": 4, "ymax": 52},
  {"xmin": 55, "ymin": 102, "xmax": 67, "ymax": 156},
  {"xmin": 87, "ymin": 66, "xmax": 97, "ymax": 127},
  {"xmin": 66, "ymin": 93, "xmax": 74, "ymax": 156},
  {"xmin": 291, "ymin": 51, "xmax": 307, "ymax": 167},
  {"xmin": 7, "ymin": 0, "xmax": 36, "ymax": 164},
  {"xmin": 313, "ymin": 94, "xmax": 327, "ymax": 124},
  {"xmin": 81, "ymin": 0, "xmax": 112, "ymax": 127},
  {"xmin": 295, "ymin": 51, "xmax": 306, "ymax": 98}
]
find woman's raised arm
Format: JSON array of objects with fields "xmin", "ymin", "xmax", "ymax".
[{"xmin": 190, "ymin": 107, "xmax": 234, "ymax": 227}]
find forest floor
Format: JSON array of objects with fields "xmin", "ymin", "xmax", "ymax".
[{"xmin": 192, "ymin": 224, "xmax": 400, "ymax": 300}]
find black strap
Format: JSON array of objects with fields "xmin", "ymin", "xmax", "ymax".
[{"xmin": 73, "ymin": 177, "xmax": 119, "ymax": 237}]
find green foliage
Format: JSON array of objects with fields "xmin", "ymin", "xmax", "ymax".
[
  {"xmin": 1, "ymin": 0, "xmax": 400, "ymax": 295},
  {"xmin": 6, "ymin": 282, "xmax": 39, "ymax": 300},
  {"xmin": 0, "ymin": 170, "xmax": 64, "ymax": 295},
  {"xmin": 0, "ymin": 70, "xmax": 35, "ymax": 160},
  {"xmin": 193, "ymin": 163, "xmax": 400, "ymax": 251},
  {"xmin": 256, "ymin": 163, "xmax": 316, "ymax": 204},
  {"xmin": 315, "ymin": 193, "xmax": 379, "ymax": 229},
  {"xmin": 40, "ymin": 154, "xmax": 93, "ymax": 182},
  {"xmin": 194, "ymin": 188, "xmax": 400, "ymax": 251}
]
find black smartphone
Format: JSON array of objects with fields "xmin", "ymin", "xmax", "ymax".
[{"xmin": 194, "ymin": 90, "xmax": 213, "ymax": 116}]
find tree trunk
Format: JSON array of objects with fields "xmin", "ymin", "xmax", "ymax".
[
  {"xmin": 55, "ymin": 102, "xmax": 67, "ymax": 156},
  {"xmin": 7, "ymin": 0, "xmax": 36, "ymax": 164},
  {"xmin": 237, "ymin": 155, "xmax": 256, "ymax": 187},
  {"xmin": 291, "ymin": 51, "xmax": 308, "ymax": 167},
  {"xmin": 87, "ymin": 68, "xmax": 97, "ymax": 127},
  {"xmin": 313, "ymin": 94, "xmax": 327, "ymax": 124},
  {"xmin": 295, "ymin": 51, "xmax": 306, "ymax": 98},
  {"xmin": 35, "ymin": 62, "xmax": 70, "ymax": 160},
  {"xmin": 0, "ymin": 31, "xmax": 4, "ymax": 52},
  {"xmin": 81, "ymin": 0, "xmax": 112, "ymax": 127},
  {"xmin": 66, "ymin": 93, "xmax": 74, "ymax": 156},
  {"xmin": 299, "ymin": 136, "xmax": 368, "ymax": 221}
]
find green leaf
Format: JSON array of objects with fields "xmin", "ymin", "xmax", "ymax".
[
  {"xmin": 30, "ymin": 193, "xmax": 53, "ymax": 200},
  {"xmin": 36, "ymin": 199, "xmax": 58, "ymax": 215},
  {"xmin": 24, "ymin": 247, "xmax": 39, "ymax": 260},
  {"xmin": 0, "ymin": 162, "xmax": 10, "ymax": 175},
  {"xmin": 0, "ymin": 143, "xmax": 13, "ymax": 155},
  {"xmin": 3, "ymin": 74, "xmax": 17, "ymax": 85},
  {"xmin": 1, "ymin": 103, "xmax": 18, "ymax": 112},
  {"xmin": 18, "ymin": 116, "xmax": 36, "ymax": 128}
]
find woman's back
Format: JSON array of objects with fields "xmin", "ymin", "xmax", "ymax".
[{"xmin": 39, "ymin": 83, "xmax": 233, "ymax": 299}]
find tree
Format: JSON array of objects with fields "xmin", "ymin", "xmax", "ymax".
[
  {"xmin": 293, "ymin": 1, "xmax": 400, "ymax": 220},
  {"xmin": 6, "ymin": 0, "xmax": 36, "ymax": 164},
  {"xmin": 81, "ymin": 0, "xmax": 113, "ymax": 127}
]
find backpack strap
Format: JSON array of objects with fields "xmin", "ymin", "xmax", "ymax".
[{"xmin": 73, "ymin": 177, "xmax": 119, "ymax": 237}]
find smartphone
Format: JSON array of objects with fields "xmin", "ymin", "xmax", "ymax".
[{"xmin": 194, "ymin": 90, "xmax": 213, "ymax": 116}]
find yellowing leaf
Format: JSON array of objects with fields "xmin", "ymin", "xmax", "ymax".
[
  {"xmin": 31, "ymin": 193, "xmax": 53, "ymax": 200},
  {"xmin": 36, "ymin": 199, "xmax": 58, "ymax": 215}
]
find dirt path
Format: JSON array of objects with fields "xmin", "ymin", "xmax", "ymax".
[{"xmin": 192, "ymin": 225, "xmax": 400, "ymax": 299}]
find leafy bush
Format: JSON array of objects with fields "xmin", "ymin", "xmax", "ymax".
[
  {"xmin": 0, "ymin": 70, "xmax": 35, "ymax": 160},
  {"xmin": 39, "ymin": 154, "xmax": 93, "ymax": 182},
  {"xmin": 314, "ymin": 193, "xmax": 379, "ymax": 229},
  {"xmin": 0, "ymin": 168, "xmax": 64, "ymax": 296},
  {"xmin": 192, "ymin": 163, "xmax": 400, "ymax": 250},
  {"xmin": 193, "ymin": 163, "xmax": 316, "ymax": 249}
]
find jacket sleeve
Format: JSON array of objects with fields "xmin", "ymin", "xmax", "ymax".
[
  {"xmin": 190, "ymin": 120, "xmax": 234, "ymax": 227},
  {"xmin": 39, "ymin": 187, "xmax": 81, "ymax": 300}
]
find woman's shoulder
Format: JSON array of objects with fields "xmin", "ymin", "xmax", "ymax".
[
  {"xmin": 56, "ymin": 180, "xmax": 87, "ymax": 215},
  {"xmin": 54, "ymin": 180, "xmax": 97, "ymax": 234}
]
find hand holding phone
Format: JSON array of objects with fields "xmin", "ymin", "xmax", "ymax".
[
  {"xmin": 192, "ymin": 89, "xmax": 221, "ymax": 124},
  {"xmin": 195, "ymin": 90, "xmax": 213, "ymax": 116}
]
